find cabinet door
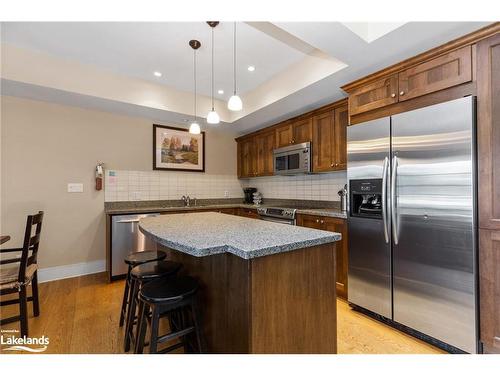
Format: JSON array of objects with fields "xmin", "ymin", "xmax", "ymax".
[
  {"xmin": 292, "ymin": 118, "xmax": 313, "ymax": 144},
  {"xmin": 348, "ymin": 74, "xmax": 398, "ymax": 115},
  {"xmin": 479, "ymin": 229, "xmax": 500, "ymax": 353},
  {"xmin": 477, "ymin": 34, "xmax": 500, "ymax": 230},
  {"xmin": 241, "ymin": 138, "xmax": 257, "ymax": 178},
  {"xmin": 333, "ymin": 105, "xmax": 348, "ymax": 170},
  {"xmin": 255, "ymin": 131, "xmax": 275, "ymax": 176},
  {"xmin": 323, "ymin": 217, "xmax": 348, "ymax": 300},
  {"xmin": 238, "ymin": 208, "xmax": 259, "ymax": 219},
  {"xmin": 312, "ymin": 111, "xmax": 334, "ymax": 172},
  {"xmin": 275, "ymin": 123, "xmax": 293, "ymax": 148},
  {"xmin": 296, "ymin": 214, "xmax": 324, "ymax": 229},
  {"xmin": 398, "ymin": 45, "xmax": 472, "ymax": 101}
]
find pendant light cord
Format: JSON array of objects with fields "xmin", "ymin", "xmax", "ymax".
[
  {"xmin": 233, "ymin": 22, "xmax": 237, "ymax": 95},
  {"xmin": 193, "ymin": 48, "xmax": 197, "ymax": 122},
  {"xmin": 211, "ymin": 26, "xmax": 215, "ymax": 110}
]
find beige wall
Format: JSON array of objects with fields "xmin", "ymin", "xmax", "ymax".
[{"xmin": 0, "ymin": 96, "xmax": 237, "ymax": 269}]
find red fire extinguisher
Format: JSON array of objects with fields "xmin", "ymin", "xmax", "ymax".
[{"xmin": 95, "ymin": 162, "xmax": 104, "ymax": 191}]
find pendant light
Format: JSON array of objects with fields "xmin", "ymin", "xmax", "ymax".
[
  {"xmin": 189, "ymin": 39, "xmax": 201, "ymax": 135},
  {"xmin": 228, "ymin": 22, "xmax": 243, "ymax": 111},
  {"xmin": 206, "ymin": 21, "xmax": 220, "ymax": 124}
]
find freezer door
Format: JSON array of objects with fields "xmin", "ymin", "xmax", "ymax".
[
  {"xmin": 391, "ymin": 96, "xmax": 477, "ymax": 353},
  {"xmin": 347, "ymin": 117, "xmax": 392, "ymax": 319},
  {"xmin": 111, "ymin": 213, "xmax": 159, "ymax": 278}
]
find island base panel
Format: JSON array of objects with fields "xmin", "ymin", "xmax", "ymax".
[{"xmin": 162, "ymin": 243, "xmax": 337, "ymax": 354}]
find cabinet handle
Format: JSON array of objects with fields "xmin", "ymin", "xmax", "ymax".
[
  {"xmin": 391, "ymin": 93, "xmax": 396, "ymax": 98},
  {"xmin": 320, "ymin": 220, "xmax": 324, "ymax": 224},
  {"xmin": 316, "ymin": 219, "xmax": 320, "ymax": 223},
  {"xmin": 330, "ymin": 163, "xmax": 334, "ymax": 167},
  {"xmin": 399, "ymin": 91, "xmax": 405, "ymax": 96}
]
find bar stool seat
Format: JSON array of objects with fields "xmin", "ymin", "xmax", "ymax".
[
  {"xmin": 124, "ymin": 260, "xmax": 182, "ymax": 352},
  {"xmin": 131, "ymin": 260, "xmax": 182, "ymax": 281},
  {"xmin": 124, "ymin": 250, "xmax": 167, "ymax": 266},
  {"xmin": 119, "ymin": 250, "xmax": 167, "ymax": 328},
  {"xmin": 140, "ymin": 276, "xmax": 198, "ymax": 303},
  {"xmin": 135, "ymin": 276, "xmax": 204, "ymax": 354}
]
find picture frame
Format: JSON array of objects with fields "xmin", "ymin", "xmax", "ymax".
[{"xmin": 153, "ymin": 124, "xmax": 205, "ymax": 172}]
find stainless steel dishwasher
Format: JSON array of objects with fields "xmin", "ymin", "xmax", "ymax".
[{"xmin": 111, "ymin": 213, "xmax": 160, "ymax": 280}]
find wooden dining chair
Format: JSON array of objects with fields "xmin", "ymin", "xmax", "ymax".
[{"xmin": 0, "ymin": 211, "xmax": 44, "ymax": 337}]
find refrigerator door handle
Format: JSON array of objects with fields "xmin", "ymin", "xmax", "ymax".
[
  {"xmin": 381, "ymin": 156, "xmax": 390, "ymax": 243},
  {"xmin": 391, "ymin": 155, "xmax": 399, "ymax": 245}
]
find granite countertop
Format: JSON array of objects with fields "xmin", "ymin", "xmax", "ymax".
[
  {"xmin": 105, "ymin": 201, "xmax": 347, "ymax": 219},
  {"xmin": 139, "ymin": 212, "xmax": 341, "ymax": 260}
]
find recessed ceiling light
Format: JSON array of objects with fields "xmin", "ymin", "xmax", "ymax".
[
  {"xmin": 218, "ymin": 89, "xmax": 224, "ymax": 94},
  {"xmin": 247, "ymin": 66, "xmax": 255, "ymax": 72},
  {"xmin": 153, "ymin": 71, "xmax": 162, "ymax": 77}
]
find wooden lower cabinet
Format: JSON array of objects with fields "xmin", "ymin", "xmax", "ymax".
[
  {"xmin": 237, "ymin": 208, "xmax": 259, "ymax": 219},
  {"xmin": 296, "ymin": 214, "xmax": 348, "ymax": 299},
  {"xmin": 479, "ymin": 229, "xmax": 500, "ymax": 353}
]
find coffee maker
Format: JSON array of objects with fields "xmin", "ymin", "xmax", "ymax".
[{"xmin": 243, "ymin": 187, "xmax": 257, "ymax": 204}]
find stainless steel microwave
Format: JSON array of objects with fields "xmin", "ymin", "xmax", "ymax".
[{"xmin": 273, "ymin": 142, "xmax": 311, "ymax": 175}]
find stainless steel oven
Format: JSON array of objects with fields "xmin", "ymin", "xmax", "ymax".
[
  {"xmin": 273, "ymin": 142, "xmax": 311, "ymax": 175},
  {"xmin": 257, "ymin": 207, "xmax": 297, "ymax": 225}
]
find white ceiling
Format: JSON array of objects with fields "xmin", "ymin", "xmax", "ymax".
[
  {"xmin": 1, "ymin": 22, "xmax": 310, "ymax": 99},
  {"xmin": 0, "ymin": 21, "xmax": 492, "ymax": 135}
]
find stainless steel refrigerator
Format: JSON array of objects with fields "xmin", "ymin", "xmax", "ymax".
[{"xmin": 347, "ymin": 96, "xmax": 478, "ymax": 353}]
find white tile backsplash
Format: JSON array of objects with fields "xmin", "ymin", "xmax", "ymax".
[
  {"xmin": 104, "ymin": 170, "xmax": 244, "ymax": 202},
  {"xmin": 241, "ymin": 171, "xmax": 347, "ymax": 201}
]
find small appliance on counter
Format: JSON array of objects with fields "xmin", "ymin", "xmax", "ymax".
[
  {"xmin": 338, "ymin": 184, "xmax": 347, "ymax": 212},
  {"xmin": 243, "ymin": 187, "xmax": 257, "ymax": 204},
  {"xmin": 252, "ymin": 191, "xmax": 263, "ymax": 206}
]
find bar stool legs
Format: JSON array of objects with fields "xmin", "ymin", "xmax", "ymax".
[{"xmin": 119, "ymin": 265, "xmax": 131, "ymax": 327}]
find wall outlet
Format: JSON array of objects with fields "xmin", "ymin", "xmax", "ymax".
[
  {"xmin": 67, "ymin": 183, "xmax": 84, "ymax": 193},
  {"xmin": 224, "ymin": 191, "xmax": 229, "ymax": 198}
]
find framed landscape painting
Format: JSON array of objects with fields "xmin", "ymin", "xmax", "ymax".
[{"xmin": 153, "ymin": 124, "xmax": 205, "ymax": 172}]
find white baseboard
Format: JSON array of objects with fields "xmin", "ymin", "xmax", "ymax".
[{"xmin": 37, "ymin": 259, "xmax": 106, "ymax": 283}]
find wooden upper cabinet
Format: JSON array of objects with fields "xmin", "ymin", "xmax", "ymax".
[
  {"xmin": 240, "ymin": 138, "xmax": 257, "ymax": 178},
  {"xmin": 398, "ymin": 45, "xmax": 472, "ymax": 101},
  {"xmin": 348, "ymin": 74, "xmax": 398, "ymax": 116},
  {"xmin": 312, "ymin": 111, "xmax": 334, "ymax": 172},
  {"xmin": 255, "ymin": 131, "xmax": 275, "ymax": 176},
  {"xmin": 477, "ymin": 33, "xmax": 500, "ymax": 231},
  {"xmin": 333, "ymin": 105, "xmax": 348, "ymax": 170},
  {"xmin": 292, "ymin": 118, "xmax": 313, "ymax": 144},
  {"xmin": 275, "ymin": 123, "xmax": 293, "ymax": 148},
  {"xmin": 312, "ymin": 104, "xmax": 348, "ymax": 172}
]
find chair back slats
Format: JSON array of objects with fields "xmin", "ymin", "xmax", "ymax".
[
  {"xmin": 18, "ymin": 211, "xmax": 44, "ymax": 282},
  {"xmin": 29, "ymin": 233, "xmax": 41, "ymax": 247}
]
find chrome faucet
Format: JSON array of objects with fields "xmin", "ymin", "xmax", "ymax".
[{"xmin": 181, "ymin": 195, "xmax": 191, "ymax": 207}]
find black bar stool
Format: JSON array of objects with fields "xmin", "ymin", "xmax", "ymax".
[
  {"xmin": 134, "ymin": 276, "xmax": 204, "ymax": 354},
  {"xmin": 124, "ymin": 260, "xmax": 182, "ymax": 352},
  {"xmin": 119, "ymin": 250, "xmax": 167, "ymax": 328}
]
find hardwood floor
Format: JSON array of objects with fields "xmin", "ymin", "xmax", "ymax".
[{"xmin": 0, "ymin": 272, "xmax": 443, "ymax": 354}]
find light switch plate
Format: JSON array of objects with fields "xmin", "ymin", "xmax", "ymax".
[{"xmin": 67, "ymin": 183, "xmax": 84, "ymax": 193}]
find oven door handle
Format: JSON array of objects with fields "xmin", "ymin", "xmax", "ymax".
[
  {"xmin": 260, "ymin": 216, "xmax": 295, "ymax": 225},
  {"xmin": 381, "ymin": 156, "xmax": 389, "ymax": 244}
]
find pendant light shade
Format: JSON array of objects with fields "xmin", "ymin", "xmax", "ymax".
[
  {"xmin": 189, "ymin": 121, "xmax": 201, "ymax": 134},
  {"xmin": 189, "ymin": 39, "xmax": 201, "ymax": 135},
  {"xmin": 206, "ymin": 22, "xmax": 220, "ymax": 124},
  {"xmin": 228, "ymin": 22, "xmax": 242, "ymax": 112},
  {"xmin": 227, "ymin": 95, "xmax": 243, "ymax": 111},
  {"xmin": 206, "ymin": 110, "xmax": 220, "ymax": 124}
]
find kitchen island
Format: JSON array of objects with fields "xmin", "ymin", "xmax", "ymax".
[{"xmin": 139, "ymin": 212, "xmax": 341, "ymax": 354}]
